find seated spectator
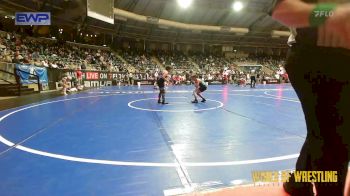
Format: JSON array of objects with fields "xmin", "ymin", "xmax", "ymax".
[
  {"xmin": 101, "ymin": 62, "xmax": 107, "ymax": 70},
  {"xmin": 42, "ymin": 60, "xmax": 49, "ymax": 67},
  {"xmin": 12, "ymin": 52, "xmax": 22, "ymax": 64},
  {"xmin": 33, "ymin": 59, "xmax": 41, "ymax": 67},
  {"xmin": 32, "ymin": 50, "xmax": 40, "ymax": 59},
  {"xmin": 4, "ymin": 50, "xmax": 12, "ymax": 63},
  {"xmin": 80, "ymin": 61, "xmax": 87, "ymax": 70},
  {"xmin": 23, "ymin": 57, "xmax": 30, "ymax": 64},
  {"xmin": 0, "ymin": 39, "xmax": 6, "ymax": 49}
]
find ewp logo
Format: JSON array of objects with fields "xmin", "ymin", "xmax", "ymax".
[{"xmin": 15, "ymin": 12, "xmax": 51, "ymax": 26}]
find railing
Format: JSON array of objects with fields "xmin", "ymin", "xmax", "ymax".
[
  {"xmin": 0, "ymin": 68, "xmax": 21, "ymax": 95},
  {"xmin": 0, "ymin": 63, "xmax": 16, "ymax": 83},
  {"xmin": 0, "ymin": 62, "xmax": 41, "ymax": 95},
  {"xmin": 14, "ymin": 68, "xmax": 41, "ymax": 94},
  {"xmin": 0, "ymin": 69, "xmax": 16, "ymax": 84}
]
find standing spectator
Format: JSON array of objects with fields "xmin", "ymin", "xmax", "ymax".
[
  {"xmin": 153, "ymin": 70, "xmax": 159, "ymax": 89},
  {"xmin": 128, "ymin": 72, "xmax": 134, "ymax": 86},
  {"xmin": 76, "ymin": 67, "xmax": 83, "ymax": 86},
  {"xmin": 256, "ymin": 72, "xmax": 260, "ymax": 84}
]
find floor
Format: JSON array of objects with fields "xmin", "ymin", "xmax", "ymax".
[
  {"xmin": 0, "ymin": 90, "xmax": 62, "ymax": 111},
  {"xmin": 0, "ymin": 84, "xmax": 308, "ymax": 196}
]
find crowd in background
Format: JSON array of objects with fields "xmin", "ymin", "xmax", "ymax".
[
  {"xmin": 0, "ymin": 31, "xmax": 130, "ymax": 72},
  {"xmin": 0, "ymin": 30, "xmax": 288, "ymax": 86}
]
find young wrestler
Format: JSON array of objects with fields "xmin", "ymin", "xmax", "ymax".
[
  {"xmin": 157, "ymin": 66, "xmax": 172, "ymax": 104},
  {"xmin": 191, "ymin": 75, "xmax": 207, "ymax": 103},
  {"xmin": 60, "ymin": 75, "xmax": 70, "ymax": 95}
]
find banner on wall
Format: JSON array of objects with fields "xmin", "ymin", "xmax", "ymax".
[
  {"xmin": 63, "ymin": 71, "xmax": 127, "ymax": 81},
  {"xmin": 61, "ymin": 70, "xmax": 130, "ymax": 87},
  {"xmin": 15, "ymin": 64, "xmax": 48, "ymax": 84},
  {"xmin": 47, "ymin": 68, "xmax": 156, "ymax": 89}
]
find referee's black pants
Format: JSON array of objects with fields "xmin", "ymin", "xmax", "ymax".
[
  {"xmin": 250, "ymin": 76, "xmax": 256, "ymax": 88},
  {"xmin": 286, "ymin": 44, "xmax": 350, "ymax": 196}
]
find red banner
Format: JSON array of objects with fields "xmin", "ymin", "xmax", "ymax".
[{"xmin": 85, "ymin": 72, "xmax": 99, "ymax": 80}]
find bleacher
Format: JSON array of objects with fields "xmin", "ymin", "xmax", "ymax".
[{"xmin": 0, "ymin": 29, "xmax": 288, "ymax": 96}]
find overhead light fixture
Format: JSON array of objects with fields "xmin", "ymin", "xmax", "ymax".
[
  {"xmin": 233, "ymin": 1, "xmax": 243, "ymax": 12},
  {"xmin": 177, "ymin": 0, "xmax": 193, "ymax": 9}
]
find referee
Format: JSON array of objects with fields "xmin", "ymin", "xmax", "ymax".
[
  {"xmin": 250, "ymin": 70, "xmax": 257, "ymax": 88},
  {"xmin": 271, "ymin": 1, "xmax": 350, "ymax": 196}
]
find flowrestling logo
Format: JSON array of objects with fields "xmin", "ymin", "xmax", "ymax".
[{"xmin": 15, "ymin": 12, "xmax": 51, "ymax": 25}]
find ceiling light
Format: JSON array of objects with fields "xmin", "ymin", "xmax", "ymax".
[
  {"xmin": 233, "ymin": 1, "xmax": 243, "ymax": 12},
  {"xmin": 177, "ymin": 0, "xmax": 192, "ymax": 9}
]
